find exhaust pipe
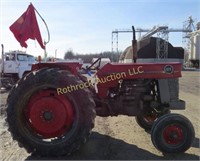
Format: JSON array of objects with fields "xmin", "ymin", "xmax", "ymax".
[{"xmin": 132, "ymin": 26, "xmax": 137, "ymax": 63}]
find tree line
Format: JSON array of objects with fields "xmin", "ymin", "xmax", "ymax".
[{"xmin": 64, "ymin": 49, "xmax": 121, "ymax": 63}]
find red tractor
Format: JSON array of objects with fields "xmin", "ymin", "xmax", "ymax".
[{"xmin": 6, "ymin": 27, "xmax": 194, "ymax": 157}]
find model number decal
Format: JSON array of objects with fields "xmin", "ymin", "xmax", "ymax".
[{"xmin": 164, "ymin": 65, "xmax": 174, "ymax": 74}]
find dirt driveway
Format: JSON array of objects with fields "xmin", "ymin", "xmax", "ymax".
[{"xmin": 0, "ymin": 71, "xmax": 200, "ymax": 160}]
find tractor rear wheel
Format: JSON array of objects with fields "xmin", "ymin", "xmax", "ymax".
[
  {"xmin": 151, "ymin": 113, "xmax": 195, "ymax": 153},
  {"xmin": 6, "ymin": 68, "xmax": 96, "ymax": 156}
]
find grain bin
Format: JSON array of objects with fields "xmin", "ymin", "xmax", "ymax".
[{"xmin": 190, "ymin": 34, "xmax": 200, "ymax": 60}]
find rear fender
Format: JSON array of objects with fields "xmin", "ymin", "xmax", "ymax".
[{"xmin": 31, "ymin": 62, "xmax": 82, "ymax": 75}]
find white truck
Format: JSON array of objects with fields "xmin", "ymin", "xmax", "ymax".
[{"xmin": 0, "ymin": 45, "xmax": 36, "ymax": 89}]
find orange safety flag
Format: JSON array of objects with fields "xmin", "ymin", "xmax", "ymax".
[{"xmin": 9, "ymin": 3, "xmax": 45, "ymax": 49}]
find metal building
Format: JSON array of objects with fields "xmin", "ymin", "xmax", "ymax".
[{"xmin": 189, "ymin": 22, "xmax": 200, "ymax": 67}]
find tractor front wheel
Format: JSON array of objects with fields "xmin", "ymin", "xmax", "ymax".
[
  {"xmin": 136, "ymin": 108, "xmax": 170, "ymax": 131},
  {"xmin": 151, "ymin": 113, "xmax": 195, "ymax": 153}
]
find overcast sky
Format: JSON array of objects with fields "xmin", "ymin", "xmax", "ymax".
[{"xmin": 0, "ymin": 0, "xmax": 199, "ymax": 58}]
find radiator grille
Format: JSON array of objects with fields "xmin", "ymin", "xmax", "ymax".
[{"xmin": 168, "ymin": 78, "xmax": 179, "ymax": 101}]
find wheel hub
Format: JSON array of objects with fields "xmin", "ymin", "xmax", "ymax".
[
  {"xmin": 25, "ymin": 90, "xmax": 74, "ymax": 138},
  {"xmin": 163, "ymin": 124, "xmax": 183, "ymax": 145},
  {"xmin": 43, "ymin": 111, "xmax": 53, "ymax": 121},
  {"xmin": 143, "ymin": 110, "xmax": 158, "ymax": 124}
]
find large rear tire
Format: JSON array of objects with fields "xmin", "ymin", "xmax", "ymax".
[
  {"xmin": 151, "ymin": 113, "xmax": 195, "ymax": 153},
  {"xmin": 6, "ymin": 68, "xmax": 96, "ymax": 156}
]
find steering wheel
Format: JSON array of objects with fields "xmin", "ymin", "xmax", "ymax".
[{"xmin": 86, "ymin": 57, "xmax": 102, "ymax": 71}]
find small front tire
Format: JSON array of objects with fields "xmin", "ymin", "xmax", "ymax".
[
  {"xmin": 151, "ymin": 113, "xmax": 195, "ymax": 153},
  {"xmin": 136, "ymin": 108, "xmax": 170, "ymax": 131}
]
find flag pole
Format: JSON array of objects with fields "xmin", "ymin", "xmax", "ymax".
[{"xmin": 31, "ymin": 3, "xmax": 50, "ymax": 61}]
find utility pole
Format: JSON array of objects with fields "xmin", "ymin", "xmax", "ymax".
[{"xmin": 55, "ymin": 49, "xmax": 57, "ymax": 59}]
